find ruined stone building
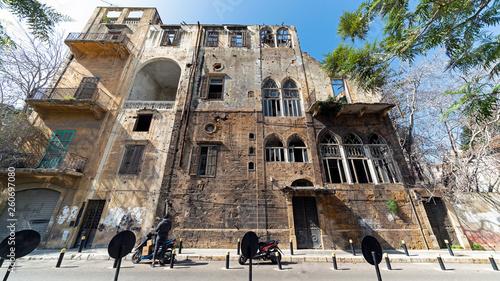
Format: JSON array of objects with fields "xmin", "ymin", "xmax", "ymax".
[{"xmin": 0, "ymin": 7, "xmax": 472, "ymax": 250}]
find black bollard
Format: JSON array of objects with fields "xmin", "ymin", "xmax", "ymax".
[
  {"xmin": 332, "ymin": 253, "xmax": 338, "ymax": 270},
  {"xmin": 437, "ymin": 254, "xmax": 446, "ymax": 270},
  {"xmin": 226, "ymin": 251, "xmax": 230, "ymax": 269},
  {"xmin": 289, "ymin": 239, "xmax": 294, "ymax": 255},
  {"xmin": 489, "ymin": 255, "xmax": 498, "ymax": 271},
  {"xmin": 276, "ymin": 252, "xmax": 282, "ymax": 270},
  {"xmin": 350, "ymin": 239, "xmax": 356, "ymax": 256},
  {"xmin": 372, "ymin": 251, "xmax": 382, "ymax": 281},
  {"xmin": 384, "ymin": 253, "xmax": 392, "ymax": 270},
  {"xmin": 402, "ymin": 240, "xmax": 409, "ymax": 256},
  {"xmin": 178, "ymin": 238, "xmax": 183, "ymax": 254},
  {"xmin": 0, "ymin": 257, "xmax": 4, "ymax": 267},
  {"xmin": 170, "ymin": 250, "xmax": 176, "ymax": 268},
  {"xmin": 444, "ymin": 240, "xmax": 454, "ymax": 256},
  {"xmin": 55, "ymin": 248, "xmax": 66, "ymax": 268},
  {"xmin": 78, "ymin": 236, "xmax": 86, "ymax": 253},
  {"xmin": 237, "ymin": 238, "xmax": 240, "ymax": 256}
]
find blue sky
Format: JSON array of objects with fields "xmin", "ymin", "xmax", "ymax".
[{"xmin": 37, "ymin": 0, "xmax": 372, "ymax": 62}]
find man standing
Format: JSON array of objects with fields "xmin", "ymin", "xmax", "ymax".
[{"xmin": 151, "ymin": 214, "xmax": 172, "ymax": 267}]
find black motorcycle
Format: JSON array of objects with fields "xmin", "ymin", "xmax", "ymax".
[
  {"xmin": 131, "ymin": 231, "xmax": 176, "ymax": 264},
  {"xmin": 238, "ymin": 239, "xmax": 283, "ymax": 264}
]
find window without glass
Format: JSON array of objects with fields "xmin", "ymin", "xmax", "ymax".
[
  {"xmin": 134, "ymin": 114, "xmax": 153, "ymax": 132},
  {"xmin": 198, "ymin": 146, "xmax": 218, "ymax": 176},
  {"xmin": 230, "ymin": 31, "xmax": 248, "ymax": 47},
  {"xmin": 249, "ymin": 147, "xmax": 255, "ymax": 155},
  {"xmin": 289, "ymin": 138, "xmax": 308, "ymax": 162},
  {"xmin": 119, "ymin": 145, "xmax": 145, "ymax": 175},
  {"xmin": 283, "ymin": 80, "xmax": 301, "ymax": 117},
  {"xmin": 320, "ymin": 132, "xmax": 347, "ymax": 183},
  {"xmin": 260, "ymin": 28, "xmax": 274, "ymax": 47},
  {"xmin": 344, "ymin": 133, "xmax": 373, "ymax": 183},
  {"xmin": 206, "ymin": 30, "xmax": 219, "ymax": 47},
  {"xmin": 265, "ymin": 138, "xmax": 285, "ymax": 162},
  {"xmin": 368, "ymin": 134, "xmax": 400, "ymax": 183},
  {"xmin": 75, "ymin": 77, "xmax": 99, "ymax": 99},
  {"xmin": 263, "ymin": 79, "xmax": 281, "ymax": 116},
  {"xmin": 160, "ymin": 29, "xmax": 180, "ymax": 46},
  {"xmin": 331, "ymin": 79, "xmax": 345, "ymax": 97},
  {"xmin": 248, "ymin": 162, "xmax": 255, "ymax": 170},
  {"xmin": 291, "ymin": 179, "xmax": 313, "ymax": 186},
  {"xmin": 200, "ymin": 76, "xmax": 224, "ymax": 100},
  {"xmin": 277, "ymin": 28, "xmax": 291, "ymax": 47}
]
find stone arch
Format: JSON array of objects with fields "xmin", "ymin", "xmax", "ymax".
[{"xmin": 128, "ymin": 58, "xmax": 181, "ymax": 101}]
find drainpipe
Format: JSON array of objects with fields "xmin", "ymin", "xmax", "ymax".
[{"xmin": 405, "ymin": 188, "xmax": 429, "ymax": 249}]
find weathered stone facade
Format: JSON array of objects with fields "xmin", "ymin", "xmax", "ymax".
[{"xmin": 0, "ymin": 6, "xmax": 470, "ymax": 251}]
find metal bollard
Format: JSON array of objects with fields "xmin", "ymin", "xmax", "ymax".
[
  {"xmin": 349, "ymin": 239, "xmax": 356, "ymax": 256},
  {"xmin": 402, "ymin": 240, "xmax": 409, "ymax": 256},
  {"xmin": 489, "ymin": 255, "xmax": 498, "ymax": 271},
  {"xmin": 170, "ymin": 250, "xmax": 176, "ymax": 268},
  {"xmin": 437, "ymin": 254, "xmax": 446, "ymax": 270},
  {"xmin": 384, "ymin": 253, "xmax": 392, "ymax": 270},
  {"xmin": 276, "ymin": 252, "xmax": 282, "ymax": 270},
  {"xmin": 178, "ymin": 238, "xmax": 183, "ymax": 254},
  {"xmin": 290, "ymin": 239, "xmax": 294, "ymax": 255},
  {"xmin": 55, "ymin": 248, "xmax": 66, "ymax": 268},
  {"xmin": 78, "ymin": 236, "xmax": 86, "ymax": 253},
  {"xmin": 237, "ymin": 238, "xmax": 240, "ymax": 255},
  {"xmin": 444, "ymin": 240, "xmax": 454, "ymax": 256},
  {"xmin": 332, "ymin": 253, "xmax": 338, "ymax": 270},
  {"xmin": 226, "ymin": 251, "xmax": 230, "ymax": 269}
]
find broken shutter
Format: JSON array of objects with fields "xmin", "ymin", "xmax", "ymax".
[
  {"xmin": 119, "ymin": 145, "xmax": 145, "ymax": 175},
  {"xmin": 172, "ymin": 30, "xmax": 181, "ymax": 46},
  {"xmin": 206, "ymin": 146, "xmax": 218, "ymax": 176},
  {"xmin": 189, "ymin": 146, "xmax": 201, "ymax": 175},
  {"xmin": 199, "ymin": 76, "xmax": 209, "ymax": 99},
  {"xmin": 242, "ymin": 31, "xmax": 250, "ymax": 47}
]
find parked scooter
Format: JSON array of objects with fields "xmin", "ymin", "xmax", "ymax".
[
  {"xmin": 238, "ymin": 238, "xmax": 283, "ymax": 264},
  {"xmin": 131, "ymin": 231, "xmax": 176, "ymax": 264}
]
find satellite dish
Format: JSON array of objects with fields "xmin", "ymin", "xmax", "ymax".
[
  {"xmin": 361, "ymin": 235, "xmax": 383, "ymax": 265},
  {"xmin": 0, "ymin": 230, "xmax": 41, "ymax": 259}
]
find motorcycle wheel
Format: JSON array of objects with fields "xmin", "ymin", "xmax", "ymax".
[
  {"xmin": 131, "ymin": 251, "xmax": 141, "ymax": 264},
  {"xmin": 238, "ymin": 255, "xmax": 247, "ymax": 265},
  {"xmin": 270, "ymin": 253, "xmax": 281, "ymax": 264}
]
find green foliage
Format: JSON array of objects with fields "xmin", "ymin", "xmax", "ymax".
[
  {"xmin": 63, "ymin": 96, "xmax": 76, "ymax": 100},
  {"xmin": 101, "ymin": 15, "xmax": 111, "ymax": 23},
  {"xmin": 472, "ymin": 244, "xmax": 484, "ymax": 250},
  {"xmin": 316, "ymin": 95, "xmax": 346, "ymax": 115},
  {"xmin": 337, "ymin": 9, "xmax": 370, "ymax": 43},
  {"xmin": 386, "ymin": 199, "xmax": 398, "ymax": 215}
]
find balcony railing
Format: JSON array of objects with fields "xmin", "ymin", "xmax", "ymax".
[
  {"xmin": 0, "ymin": 152, "xmax": 87, "ymax": 172},
  {"xmin": 29, "ymin": 87, "xmax": 112, "ymax": 108},
  {"xmin": 65, "ymin": 32, "xmax": 134, "ymax": 54}
]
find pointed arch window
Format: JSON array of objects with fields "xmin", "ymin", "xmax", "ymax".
[
  {"xmin": 277, "ymin": 28, "xmax": 291, "ymax": 47},
  {"xmin": 260, "ymin": 28, "xmax": 274, "ymax": 47},
  {"xmin": 263, "ymin": 79, "xmax": 281, "ymax": 117},
  {"xmin": 368, "ymin": 134, "xmax": 400, "ymax": 183},
  {"xmin": 265, "ymin": 138, "xmax": 285, "ymax": 162},
  {"xmin": 283, "ymin": 80, "xmax": 301, "ymax": 117},
  {"xmin": 288, "ymin": 138, "xmax": 308, "ymax": 162},
  {"xmin": 320, "ymin": 132, "xmax": 347, "ymax": 183},
  {"xmin": 344, "ymin": 133, "xmax": 373, "ymax": 183}
]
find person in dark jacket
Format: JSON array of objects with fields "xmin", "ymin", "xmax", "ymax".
[{"xmin": 151, "ymin": 214, "xmax": 172, "ymax": 267}]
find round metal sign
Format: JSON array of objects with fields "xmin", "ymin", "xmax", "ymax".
[
  {"xmin": 240, "ymin": 231, "xmax": 259, "ymax": 259},
  {"xmin": 107, "ymin": 230, "xmax": 136, "ymax": 259},
  {"xmin": 361, "ymin": 235, "xmax": 382, "ymax": 265},
  {"xmin": 0, "ymin": 230, "xmax": 41, "ymax": 259}
]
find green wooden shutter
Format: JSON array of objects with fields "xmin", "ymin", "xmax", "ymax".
[{"xmin": 38, "ymin": 130, "xmax": 75, "ymax": 168}]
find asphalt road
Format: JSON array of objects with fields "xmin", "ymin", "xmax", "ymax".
[{"xmin": 2, "ymin": 258, "xmax": 499, "ymax": 281}]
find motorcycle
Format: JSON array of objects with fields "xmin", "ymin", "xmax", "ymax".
[
  {"xmin": 238, "ymin": 238, "xmax": 283, "ymax": 264},
  {"xmin": 131, "ymin": 231, "xmax": 176, "ymax": 264}
]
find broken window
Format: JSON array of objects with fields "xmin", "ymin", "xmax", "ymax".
[
  {"xmin": 119, "ymin": 145, "xmax": 145, "ymax": 175},
  {"xmin": 125, "ymin": 10, "xmax": 143, "ymax": 23},
  {"xmin": 291, "ymin": 179, "xmax": 313, "ymax": 186},
  {"xmin": 288, "ymin": 138, "xmax": 308, "ymax": 162},
  {"xmin": 344, "ymin": 133, "xmax": 373, "ymax": 183},
  {"xmin": 368, "ymin": 133, "xmax": 400, "ymax": 183},
  {"xmin": 200, "ymin": 76, "xmax": 224, "ymax": 100},
  {"xmin": 260, "ymin": 28, "xmax": 274, "ymax": 47},
  {"xmin": 265, "ymin": 138, "xmax": 285, "ymax": 162},
  {"xmin": 277, "ymin": 28, "xmax": 291, "ymax": 47},
  {"xmin": 249, "ymin": 147, "xmax": 255, "ymax": 155},
  {"xmin": 206, "ymin": 30, "xmax": 219, "ymax": 47},
  {"xmin": 103, "ymin": 10, "xmax": 121, "ymax": 23},
  {"xmin": 283, "ymin": 80, "xmax": 302, "ymax": 117},
  {"xmin": 133, "ymin": 114, "xmax": 153, "ymax": 132},
  {"xmin": 230, "ymin": 30, "xmax": 249, "ymax": 47},
  {"xmin": 320, "ymin": 132, "xmax": 347, "ymax": 183},
  {"xmin": 199, "ymin": 146, "xmax": 218, "ymax": 176},
  {"xmin": 331, "ymin": 79, "xmax": 345, "ymax": 97},
  {"xmin": 263, "ymin": 78, "xmax": 281, "ymax": 117},
  {"xmin": 248, "ymin": 162, "xmax": 255, "ymax": 170},
  {"xmin": 160, "ymin": 29, "xmax": 180, "ymax": 46}
]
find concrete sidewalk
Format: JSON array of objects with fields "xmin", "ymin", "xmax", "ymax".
[{"xmin": 13, "ymin": 248, "xmax": 500, "ymax": 264}]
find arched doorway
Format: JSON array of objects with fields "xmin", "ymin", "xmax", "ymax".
[{"xmin": 128, "ymin": 59, "xmax": 181, "ymax": 101}]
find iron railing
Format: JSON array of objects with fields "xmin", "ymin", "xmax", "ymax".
[
  {"xmin": 65, "ymin": 32, "xmax": 134, "ymax": 53},
  {"xmin": 28, "ymin": 87, "xmax": 112, "ymax": 109},
  {"xmin": 0, "ymin": 152, "xmax": 87, "ymax": 172}
]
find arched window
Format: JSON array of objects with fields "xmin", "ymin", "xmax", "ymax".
[
  {"xmin": 277, "ymin": 28, "xmax": 291, "ymax": 47},
  {"xmin": 265, "ymin": 137, "xmax": 285, "ymax": 162},
  {"xmin": 320, "ymin": 132, "xmax": 347, "ymax": 183},
  {"xmin": 368, "ymin": 134, "xmax": 400, "ymax": 183},
  {"xmin": 283, "ymin": 80, "xmax": 301, "ymax": 117},
  {"xmin": 291, "ymin": 179, "xmax": 313, "ymax": 186},
  {"xmin": 288, "ymin": 138, "xmax": 308, "ymax": 162},
  {"xmin": 260, "ymin": 28, "xmax": 274, "ymax": 47},
  {"xmin": 263, "ymin": 79, "xmax": 281, "ymax": 117},
  {"xmin": 344, "ymin": 133, "xmax": 373, "ymax": 183}
]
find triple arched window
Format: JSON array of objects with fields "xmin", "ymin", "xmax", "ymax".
[
  {"xmin": 320, "ymin": 132, "xmax": 400, "ymax": 184},
  {"xmin": 263, "ymin": 78, "xmax": 302, "ymax": 117},
  {"xmin": 265, "ymin": 135, "xmax": 309, "ymax": 163}
]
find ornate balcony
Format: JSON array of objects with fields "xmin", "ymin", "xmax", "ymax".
[
  {"xmin": 26, "ymin": 88, "xmax": 112, "ymax": 119},
  {"xmin": 64, "ymin": 32, "xmax": 134, "ymax": 59}
]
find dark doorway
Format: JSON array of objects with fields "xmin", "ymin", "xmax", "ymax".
[
  {"xmin": 292, "ymin": 196, "xmax": 322, "ymax": 249},
  {"xmin": 75, "ymin": 77, "xmax": 99, "ymax": 99},
  {"xmin": 423, "ymin": 197, "xmax": 459, "ymax": 247},
  {"xmin": 73, "ymin": 200, "xmax": 106, "ymax": 248}
]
